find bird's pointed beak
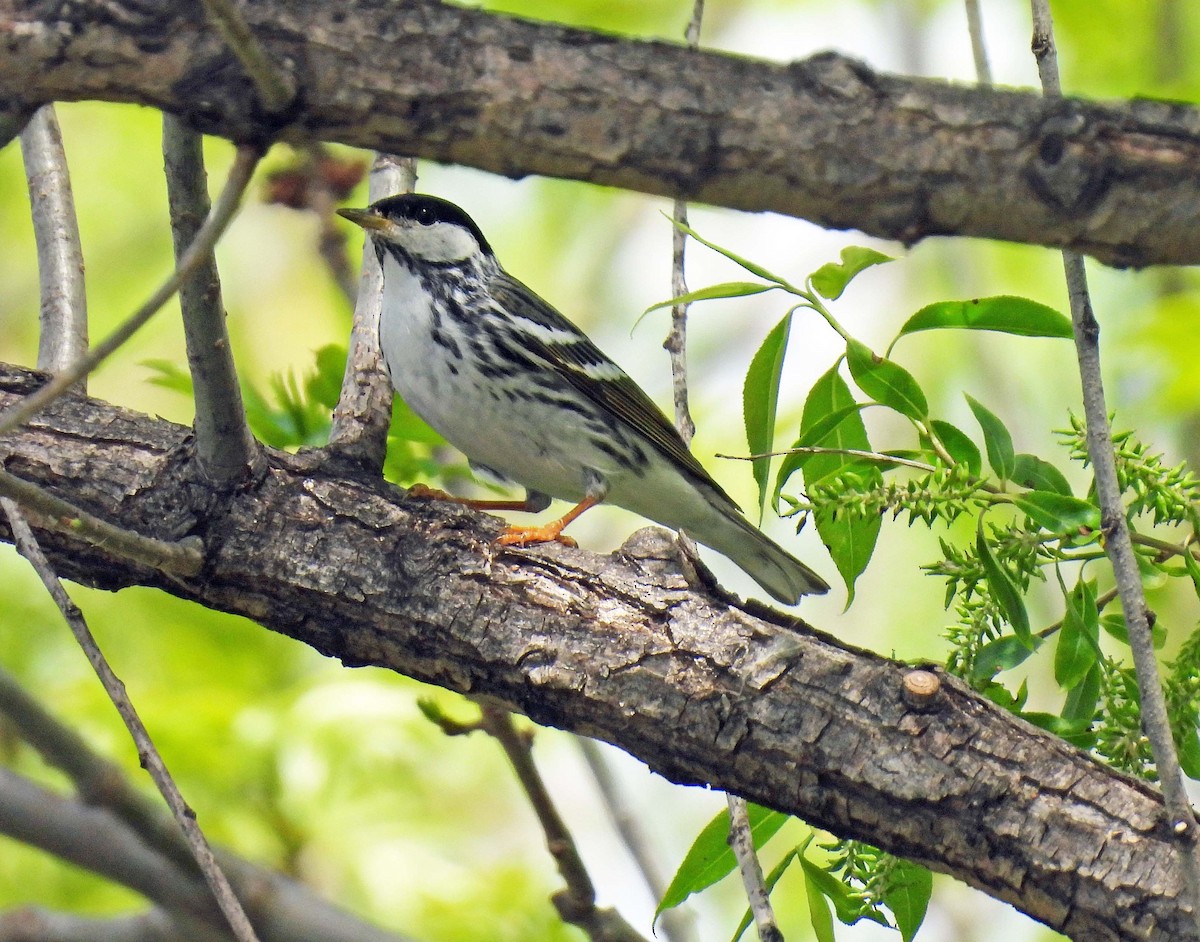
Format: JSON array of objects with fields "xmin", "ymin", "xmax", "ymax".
[{"xmin": 337, "ymin": 207, "xmax": 390, "ymax": 231}]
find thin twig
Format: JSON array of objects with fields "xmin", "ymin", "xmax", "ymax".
[
  {"xmin": 1028, "ymin": 0, "xmax": 1200, "ymax": 927},
  {"xmin": 662, "ymin": 0, "xmax": 705, "ymax": 447},
  {"xmin": 0, "ymin": 468, "xmax": 203, "ymax": 576},
  {"xmin": 305, "ymin": 145, "xmax": 363, "ymax": 307},
  {"xmin": 328, "ymin": 154, "xmax": 416, "ymax": 470},
  {"xmin": 0, "ymin": 145, "xmax": 261, "ymax": 439},
  {"xmin": 963, "ymin": 0, "xmax": 993, "ymax": 85},
  {"xmin": 576, "ymin": 739, "xmax": 698, "ymax": 942},
  {"xmin": 727, "ymin": 795, "xmax": 783, "ymax": 942},
  {"xmin": 0, "ymin": 906, "xmax": 226, "ymax": 942},
  {"xmin": 199, "ymin": 0, "xmax": 294, "ymax": 114},
  {"xmin": 479, "ymin": 708, "xmax": 648, "ymax": 942},
  {"xmin": 0, "ymin": 499, "xmax": 261, "ymax": 942},
  {"xmin": 163, "ymin": 116, "xmax": 261, "ymax": 486},
  {"xmin": 20, "ymin": 104, "xmax": 88, "ymax": 384}
]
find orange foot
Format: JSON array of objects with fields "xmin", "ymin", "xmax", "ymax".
[
  {"xmin": 406, "ymin": 483, "xmax": 454, "ymax": 501},
  {"xmin": 494, "ymin": 495, "xmax": 600, "ymax": 550},
  {"xmin": 497, "ymin": 523, "xmax": 578, "ymax": 548}
]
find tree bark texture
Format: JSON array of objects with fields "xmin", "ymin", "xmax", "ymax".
[
  {"xmin": 0, "ymin": 362, "xmax": 1190, "ymax": 942},
  {"xmin": 4, "ymin": 0, "xmax": 1200, "ymax": 267}
]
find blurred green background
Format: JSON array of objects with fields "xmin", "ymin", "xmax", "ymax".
[{"xmin": 1, "ymin": 1, "xmax": 1198, "ymax": 940}]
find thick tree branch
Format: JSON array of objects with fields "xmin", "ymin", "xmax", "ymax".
[
  {"xmin": 3, "ymin": 0, "xmax": 1200, "ymax": 266},
  {"xmin": 0, "ymin": 361, "xmax": 1188, "ymax": 941}
]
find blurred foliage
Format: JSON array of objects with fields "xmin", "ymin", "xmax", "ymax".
[{"xmin": 3, "ymin": 2, "xmax": 1200, "ymax": 942}]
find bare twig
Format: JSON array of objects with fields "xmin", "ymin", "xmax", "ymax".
[
  {"xmin": 0, "ymin": 468, "xmax": 203, "ymax": 576},
  {"xmin": 662, "ymin": 0, "xmax": 705, "ymax": 447},
  {"xmin": 0, "ymin": 906, "xmax": 229, "ymax": 942},
  {"xmin": 20, "ymin": 104, "xmax": 88, "ymax": 384},
  {"xmin": 1028, "ymin": 0, "xmax": 1200, "ymax": 928},
  {"xmin": 327, "ymin": 154, "xmax": 416, "ymax": 470},
  {"xmin": 576, "ymin": 740, "xmax": 697, "ymax": 942},
  {"xmin": 199, "ymin": 0, "xmax": 294, "ymax": 114},
  {"xmin": 163, "ymin": 116, "xmax": 261, "ymax": 486},
  {"xmin": 0, "ymin": 144, "xmax": 261, "ymax": 439},
  {"xmin": 0, "ymin": 499, "xmax": 261, "ymax": 942},
  {"xmin": 479, "ymin": 708, "xmax": 648, "ymax": 942},
  {"xmin": 0, "ymin": 907, "xmax": 228, "ymax": 942},
  {"xmin": 963, "ymin": 0, "xmax": 993, "ymax": 85},
  {"xmin": 727, "ymin": 795, "xmax": 783, "ymax": 942}
]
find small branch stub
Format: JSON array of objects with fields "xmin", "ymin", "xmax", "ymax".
[{"xmin": 901, "ymin": 670, "xmax": 941, "ymax": 710}]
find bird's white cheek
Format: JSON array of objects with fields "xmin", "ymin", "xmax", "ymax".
[{"xmin": 393, "ymin": 223, "xmax": 479, "ymax": 263}]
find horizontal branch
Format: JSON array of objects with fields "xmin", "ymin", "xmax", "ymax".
[
  {"xmin": 0, "ymin": 361, "xmax": 1186, "ymax": 941},
  {"xmin": 4, "ymin": 0, "xmax": 1200, "ymax": 266}
]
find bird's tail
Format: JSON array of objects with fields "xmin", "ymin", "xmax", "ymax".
[{"xmin": 702, "ymin": 509, "xmax": 830, "ymax": 605}]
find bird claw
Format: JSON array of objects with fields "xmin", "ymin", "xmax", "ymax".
[
  {"xmin": 497, "ymin": 525, "xmax": 578, "ymax": 549},
  {"xmin": 406, "ymin": 483, "xmax": 453, "ymax": 502}
]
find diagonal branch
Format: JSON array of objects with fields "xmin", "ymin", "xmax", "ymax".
[
  {"xmin": 5, "ymin": 0, "xmax": 1200, "ymax": 266},
  {"xmin": 0, "ymin": 360, "xmax": 1189, "ymax": 941},
  {"xmin": 20, "ymin": 104, "xmax": 88, "ymax": 383},
  {"xmin": 162, "ymin": 116, "xmax": 262, "ymax": 486}
]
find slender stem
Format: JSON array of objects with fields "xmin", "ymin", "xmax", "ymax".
[
  {"xmin": 727, "ymin": 795, "xmax": 783, "ymax": 942},
  {"xmin": 0, "ymin": 467, "xmax": 203, "ymax": 576},
  {"xmin": 1, "ymin": 499, "xmax": 261, "ymax": 942},
  {"xmin": 0, "ymin": 145, "xmax": 261, "ymax": 439},
  {"xmin": 1029, "ymin": 0, "xmax": 1200, "ymax": 925},
  {"xmin": 576, "ymin": 739, "xmax": 697, "ymax": 942},
  {"xmin": 163, "ymin": 116, "xmax": 261, "ymax": 486},
  {"xmin": 199, "ymin": 0, "xmax": 294, "ymax": 114},
  {"xmin": 479, "ymin": 709, "xmax": 647, "ymax": 942},
  {"xmin": 21, "ymin": 104, "xmax": 88, "ymax": 384},
  {"xmin": 963, "ymin": 0, "xmax": 993, "ymax": 85}
]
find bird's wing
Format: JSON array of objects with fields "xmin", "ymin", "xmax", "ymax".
[{"xmin": 489, "ymin": 272, "xmax": 740, "ymax": 509}]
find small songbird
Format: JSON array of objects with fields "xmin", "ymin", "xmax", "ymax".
[{"xmin": 338, "ymin": 194, "xmax": 828, "ymax": 604}]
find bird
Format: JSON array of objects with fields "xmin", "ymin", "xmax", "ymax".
[{"xmin": 337, "ymin": 193, "xmax": 829, "ymax": 604}]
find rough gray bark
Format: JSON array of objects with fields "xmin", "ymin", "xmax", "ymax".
[
  {"xmin": 4, "ymin": 0, "xmax": 1200, "ymax": 267},
  {"xmin": 0, "ymin": 361, "xmax": 1190, "ymax": 942}
]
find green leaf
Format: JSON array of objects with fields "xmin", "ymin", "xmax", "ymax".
[
  {"xmin": 656, "ymin": 804, "xmax": 788, "ymax": 918},
  {"xmin": 966, "ymin": 395, "xmax": 1016, "ymax": 481},
  {"xmin": 977, "ymin": 519, "xmax": 1032, "ymax": 647},
  {"xmin": 744, "ymin": 314, "xmax": 793, "ymax": 518},
  {"xmin": 1012, "ymin": 453, "xmax": 1073, "ymax": 496},
  {"xmin": 803, "ymin": 859, "xmax": 838, "ymax": 942},
  {"xmin": 1010, "ymin": 491, "xmax": 1101, "ymax": 535},
  {"xmin": 1100, "ymin": 611, "xmax": 1167, "ymax": 650},
  {"xmin": 1055, "ymin": 578, "xmax": 1100, "ymax": 690},
  {"xmin": 971, "ymin": 635, "xmax": 1041, "ymax": 684},
  {"xmin": 846, "ymin": 340, "xmax": 929, "ymax": 420},
  {"xmin": 773, "ymin": 403, "xmax": 867, "ymax": 502},
  {"xmin": 929, "ymin": 419, "xmax": 982, "ymax": 476},
  {"xmin": 794, "ymin": 365, "xmax": 882, "ymax": 602},
  {"xmin": 810, "ymin": 246, "xmax": 893, "ymax": 300},
  {"xmin": 899, "ymin": 296, "xmax": 1072, "ymax": 340},
  {"xmin": 1061, "ymin": 663, "xmax": 1102, "ymax": 726},
  {"xmin": 731, "ymin": 849, "xmax": 802, "ymax": 942},
  {"xmin": 667, "ymin": 217, "xmax": 792, "ymax": 287},
  {"xmin": 1177, "ymin": 727, "xmax": 1200, "ymax": 779},
  {"xmin": 1021, "ymin": 711, "xmax": 1096, "ymax": 747},
  {"xmin": 642, "ymin": 281, "xmax": 776, "ymax": 316},
  {"xmin": 884, "ymin": 860, "xmax": 933, "ymax": 942}
]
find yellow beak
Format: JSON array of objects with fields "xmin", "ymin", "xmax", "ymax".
[{"xmin": 337, "ymin": 207, "xmax": 390, "ymax": 231}]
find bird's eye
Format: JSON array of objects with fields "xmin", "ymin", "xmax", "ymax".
[{"xmin": 414, "ymin": 206, "xmax": 436, "ymax": 226}]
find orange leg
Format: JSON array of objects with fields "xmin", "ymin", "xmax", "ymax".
[
  {"xmin": 496, "ymin": 495, "xmax": 601, "ymax": 549},
  {"xmin": 406, "ymin": 483, "xmax": 544, "ymax": 513}
]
